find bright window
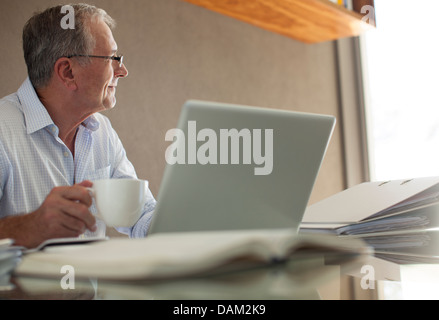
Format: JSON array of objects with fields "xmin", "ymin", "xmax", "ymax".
[{"xmin": 362, "ymin": 0, "xmax": 439, "ymax": 181}]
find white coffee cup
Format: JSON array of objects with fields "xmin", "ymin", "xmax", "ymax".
[{"xmin": 88, "ymin": 179, "xmax": 147, "ymax": 227}]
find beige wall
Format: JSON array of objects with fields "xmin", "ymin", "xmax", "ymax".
[{"xmin": 0, "ymin": 0, "xmax": 349, "ymax": 206}]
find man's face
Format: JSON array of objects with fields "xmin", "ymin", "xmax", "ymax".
[{"xmin": 75, "ymin": 18, "xmax": 128, "ymax": 113}]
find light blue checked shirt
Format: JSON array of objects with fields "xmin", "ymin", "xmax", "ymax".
[{"xmin": 0, "ymin": 78, "xmax": 156, "ymax": 238}]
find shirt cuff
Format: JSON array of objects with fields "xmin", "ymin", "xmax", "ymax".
[
  {"xmin": 116, "ymin": 210, "xmax": 154, "ymax": 238},
  {"xmin": 115, "ymin": 190, "xmax": 156, "ymax": 239}
]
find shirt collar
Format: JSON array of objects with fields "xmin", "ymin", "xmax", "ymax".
[
  {"xmin": 17, "ymin": 77, "xmax": 100, "ymax": 134},
  {"xmin": 18, "ymin": 77, "xmax": 54, "ymax": 135},
  {"xmin": 81, "ymin": 115, "xmax": 100, "ymax": 132}
]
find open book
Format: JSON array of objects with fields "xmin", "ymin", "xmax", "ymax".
[
  {"xmin": 14, "ymin": 230, "xmax": 370, "ymax": 281},
  {"xmin": 300, "ymin": 176, "xmax": 439, "ymax": 235}
]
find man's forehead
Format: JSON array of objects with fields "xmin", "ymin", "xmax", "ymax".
[{"xmin": 88, "ymin": 18, "xmax": 118, "ymax": 52}]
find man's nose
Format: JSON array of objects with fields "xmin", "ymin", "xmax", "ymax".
[{"xmin": 115, "ymin": 63, "xmax": 128, "ymax": 78}]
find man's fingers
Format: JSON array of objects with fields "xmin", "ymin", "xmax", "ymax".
[
  {"xmin": 59, "ymin": 212, "xmax": 89, "ymax": 235},
  {"xmin": 60, "ymin": 199, "xmax": 97, "ymax": 232},
  {"xmin": 77, "ymin": 180, "xmax": 93, "ymax": 188},
  {"xmin": 44, "ymin": 186, "xmax": 96, "ymax": 232},
  {"xmin": 54, "ymin": 185, "xmax": 93, "ymax": 208}
]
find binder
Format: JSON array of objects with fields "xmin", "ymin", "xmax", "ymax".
[
  {"xmin": 300, "ymin": 177, "xmax": 439, "ymax": 263},
  {"xmin": 300, "ymin": 176, "xmax": 439, "ymax": 234}
]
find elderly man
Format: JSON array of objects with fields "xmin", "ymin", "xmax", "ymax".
[{"xmin": 0, "ymin": 4, "xmax": 156, "ymax": 248}]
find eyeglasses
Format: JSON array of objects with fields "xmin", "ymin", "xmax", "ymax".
[{"xmin": 67, "ymin": 54, "xmax": 124, "ymax": 67}]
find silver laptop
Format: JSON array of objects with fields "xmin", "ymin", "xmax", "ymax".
[{"xmin": 148, "ymin": 100, "xmax": 335, "ymax": 234}]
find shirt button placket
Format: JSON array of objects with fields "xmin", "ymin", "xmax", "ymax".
[{"xmin": 61, "ymin": 148, "xmax": 74, "ymax": 184}]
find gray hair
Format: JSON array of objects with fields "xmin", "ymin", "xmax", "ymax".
[{"xmin": 22, "ymin": 3, "xmax": 116, "ymax": 89}]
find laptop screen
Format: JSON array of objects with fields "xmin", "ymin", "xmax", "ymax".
[{"xmin": 149, "ymin": 100, "xmax": 335, "ymax": 235}]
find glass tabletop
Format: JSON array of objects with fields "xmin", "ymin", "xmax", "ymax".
[{"xmin": 2, "ymin": 251, "xmax": 438, "ymax": 300}]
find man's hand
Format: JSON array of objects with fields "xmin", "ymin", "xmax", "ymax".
[
  {"xmin": 0, "ymin": 181, "xmax": 97, "ymax": 248},
  {"xmin": 32, "ymin": 181, "xmax": 97, "ymax": 237}
]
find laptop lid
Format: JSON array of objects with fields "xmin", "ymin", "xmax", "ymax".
[{"xmin": 148, "ymin": 100, "xmax": 335, "ymax": 234}]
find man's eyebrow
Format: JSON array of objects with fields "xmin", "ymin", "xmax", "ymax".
[{"xmin": 106, "ymin": 49, "xmax": 117, "ymax": 56}]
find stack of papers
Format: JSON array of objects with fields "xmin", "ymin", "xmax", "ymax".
[
  {"xmin": 300, "ymin": 177, "xmax": 439, "ymax": 264},
  {"xmin": 0, "ymin": 239, "xmax": 22, "ymax": 290}
]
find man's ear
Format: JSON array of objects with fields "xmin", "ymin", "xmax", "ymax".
[{"xmin": 53, "ymin": 57, "xmax": 77, "ymax": 90}]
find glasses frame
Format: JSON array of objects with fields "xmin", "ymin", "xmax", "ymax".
[{"xmin": 67, "ymin": 54, "xmax": 124, "ymax": 67}]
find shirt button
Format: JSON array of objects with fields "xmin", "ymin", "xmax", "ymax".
[{"xmin": 63, "ymin": 151, "xmax": 69, "ymax": 158}]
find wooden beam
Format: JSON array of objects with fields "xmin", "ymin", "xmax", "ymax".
[{"xmin": 181, "ymin": 0, "xmax": 374, "ymax": 43}]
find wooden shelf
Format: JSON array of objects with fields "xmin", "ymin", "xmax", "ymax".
[{"xmin": 181, "ymin": 0, "xmax": 375, "ymax": 43}]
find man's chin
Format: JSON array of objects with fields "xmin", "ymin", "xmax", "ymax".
[{"xmin": 102, "ymin": 98, "xmax": 117, "ymax": 111}]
